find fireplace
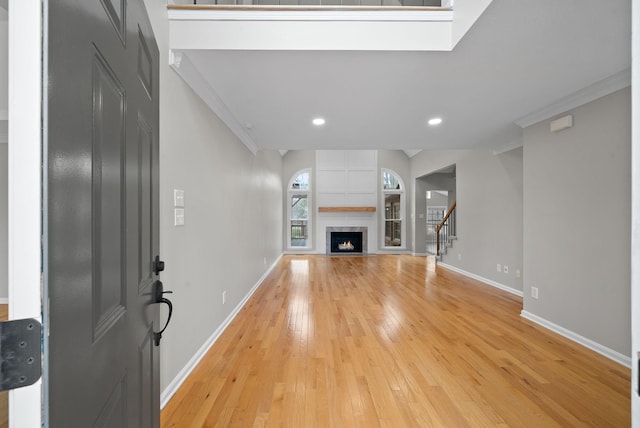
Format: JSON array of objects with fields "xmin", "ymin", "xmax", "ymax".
[
  {"xmin": 326, "ymin": 227, "xmax": 368, "ymax": 254},
  {"xmin": 330, "ymin": 232, "xmax": 363, "ymax": 253}
]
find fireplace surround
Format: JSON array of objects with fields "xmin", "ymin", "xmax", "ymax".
[{"xmin": 325, "ymin": 227, "xmax": 368, "ymax": 254}]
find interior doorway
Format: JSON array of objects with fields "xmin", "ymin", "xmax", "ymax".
[
  {"xmin": 414, "ymin": 164, "xmax": 456, "ymax": 255},
  {"xmin": 426, "ymin": 191, "xmax": 448, "ymax": 255}
]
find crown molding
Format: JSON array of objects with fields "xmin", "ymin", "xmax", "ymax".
[
  {"xmin": 492, "ymin": 137, "xmax": 522, "ymax": 155},
  {"xmin": 403, "ymin": 149, "xmax": 422, "ymax": 158},
  {"xmin": 169, "ymin": 50, "xmax": 259, "ymax": 155},
  {"xmin": 514, "ymin": 68, "xmax": 631, "ymax": 129}
]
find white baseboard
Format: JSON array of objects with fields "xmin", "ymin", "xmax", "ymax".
[
  {"xmin": 0, "ymin": 298, "xmax": 8, "ymax": 304},
  {"xmin": 160, "ymin": 254, "xmax": 283, "ymax": 409},
  {"xmin": 521, "ymin": 310, "xmax": 631, "ymax": 368},
  {"xmin": 437, "ymin": 262, "xmax": 524, "ymax": 297},
  {"xmin": 412, "ymin": 252, "xmax": 428, "ymax": 257}
]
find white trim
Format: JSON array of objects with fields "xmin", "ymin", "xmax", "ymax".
[
  {"xmin": 412, "ymin": 252, "xmax": 428, "ymax": 257},
  {"xmin": 402, "ymin": 149, "xmax": 422, "ymax": 158},
  {"xmin": 169, "ymin": 51, "xmax": 259, "ymax": 155},
  {"xmin": 0, "ymin": 298, "xmax": 9, "ymax": 304},
  {"xmin": 437, "ymin": 262, "xmax": 523, "ymax": 297},
  {"xmin": 168, "ymin": 8, "xmax": 454, "ymax": 22},
  {"xmin": 521, "ymin": 310, "xmax": 631, "ymax": 368},
  {"xmin": 377, "ymin": 248, "xmax": 410, "ymax": 255},
  {"xmin": 632, "ymin": 0, "xmax": 640, "ymax": 421},
  {"xmin": 8, "ymin": 1, "xmax": 43, "ymax": 427},
  {"xmin": 492, "ymin": 138, "xmax": 523, "ymax": 156},
  {"xmin": 160, "ymin": 255, "xmax": 282, "ymax": 408},
  {"xmin": 514, "ymin": 68, "xmax": 631, "ymax": 129}
]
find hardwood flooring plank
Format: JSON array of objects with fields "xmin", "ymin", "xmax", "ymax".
[{"xmin": 161, "ymin": 255, "xmax": 630, "ymax": 427}]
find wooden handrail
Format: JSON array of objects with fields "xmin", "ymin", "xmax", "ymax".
[
  {"xmin": 435, "ymin": 201, "xmax": 456, "ymax": 234},
  {"xmin": 436, "ymin": 200, "xmax": 456, "ymax": 256}
]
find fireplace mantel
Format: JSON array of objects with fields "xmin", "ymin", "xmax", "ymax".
[{"xmin": 319, "ymin": 206, "xmax": 376, "ymax": 213}]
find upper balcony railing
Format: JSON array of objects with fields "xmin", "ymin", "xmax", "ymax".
[{"xmin": 177, "ymin": 0, "xmax": 449, "ymax": 7}]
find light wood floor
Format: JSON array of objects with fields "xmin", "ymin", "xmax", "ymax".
[{"xmin": 161, "ymin": 255, "xmax": 630, "ymax": 427}]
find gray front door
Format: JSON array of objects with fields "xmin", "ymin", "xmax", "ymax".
[{"xmin": 46, "ymin": 0, "xmax": 161, "ymax": 426}]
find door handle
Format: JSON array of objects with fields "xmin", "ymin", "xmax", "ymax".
[{"xmin": 152, "ymin": 280, "xmax": 173, "ymax": 346}]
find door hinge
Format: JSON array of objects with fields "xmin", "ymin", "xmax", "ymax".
[{"xmin": 0, "ymin": 318, "xmax": 42, "ymax": 391}]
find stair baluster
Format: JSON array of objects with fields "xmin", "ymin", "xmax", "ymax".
[{"xmin": 436, "ymin": 201, "xmax": 456, "ymax": 257}]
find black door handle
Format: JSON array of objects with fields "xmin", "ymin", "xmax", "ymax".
[{"xmin": 152, "ymin": 280, "xmax": 173, "ymax": 346}]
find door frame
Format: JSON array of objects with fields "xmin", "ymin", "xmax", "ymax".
[
  {"xmin": 7, "ymin": 1, "xmax": 42, "ymax": 427},
  {"xmin": 633, "ymin": 1, "xmax": 640, "ymax": 425}
]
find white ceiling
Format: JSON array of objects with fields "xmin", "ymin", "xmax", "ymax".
[{"xmin": 177, "ymin": 0, "xmax": 630, "ymax": 153}]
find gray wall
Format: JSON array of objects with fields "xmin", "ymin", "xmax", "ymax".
[
  {"xmin": 523, "ymin": 88, "xmax": 631, "ymax": 356},
  {"xmin": 427, "ymin": 192, "xmax": 449, "ymax": 209},
  {"xmin": 144, "ymin": 0, "xmax": 284, "ymax": 394},
  {"xmin": 0, "ymin": 144, "xmax": 6, "ymax": 300},
  {"xmin": 411, "ymin": 148, "xmax": 523, "ymax": 292}
]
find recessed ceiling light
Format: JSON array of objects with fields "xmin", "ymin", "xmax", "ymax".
[
  {"xmin": 312, "ymin": 118, "xmax": 326, "ymax": 126},
  {"xmin": 428, "ymin": 117, "xmax": 443, "ymax": 126}
]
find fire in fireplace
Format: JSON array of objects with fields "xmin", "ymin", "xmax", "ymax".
[
  {"xmin": 330, "ymin": 232, "xmax": 363, "ymax": 253},
  {"xmin": 338, "ymin": 241, "xmax": 354, "ymax": 251}
]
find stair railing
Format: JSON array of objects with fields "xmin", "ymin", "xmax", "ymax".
[{"xmin": 435, "ymin": 200, "xmax": 456, "ymax": 256}]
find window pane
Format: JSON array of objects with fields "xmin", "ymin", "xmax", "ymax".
[
  {"xmin": 384, "ymin": 194, "xmax": 401, "ymax": 219},
  {"xmin": 291, "ymin": 194, "xmax": 308, "ymax": 220},
  {"xmin": 291, "ymin": 220, "xmax": 308, "ymax": 247},
  {"xmin": 291, "ymin": 172, "xmax": 309, "ymax": 190},
  {"xmin": 385, "ymin": 220, "xmax": 401, "ymax": 247},
  {"xmin": 383, "ymin": 171, "xmax": 401, "ymax": 190}
]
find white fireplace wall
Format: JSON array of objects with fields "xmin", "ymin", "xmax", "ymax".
[{"xmin": 316, "ymin": 150, "xmax": 377, "ymax": 254}]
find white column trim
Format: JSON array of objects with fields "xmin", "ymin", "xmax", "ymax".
[{"xmin": 8, "ymin": 1, "xmax": 43, "ymax": 427}]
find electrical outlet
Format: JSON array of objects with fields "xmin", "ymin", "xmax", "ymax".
[
  {"xmin": 516, "ymin": 269, "xmax": 521, "ymax": 278},
  {"xmin": 222, "ymin": 290, "xmax": 227, "ymax": 305},
  {"xmin": 531, "ymin": 286, "xmax": 538, "ymax": 299},
  {"xmin": 497, "ymin": 263, "xmax": 501, "ymax": 273},
  {"xmin": 458, "ymin": 253, "xmax": 462, "ymax": 261},
  {"xmin": 503, "ymin": 265, "xmax": 509, "ymax": 274},
  {"xmin": 263, "ymin": 257, "xmax": 267, "ymax": 266}
]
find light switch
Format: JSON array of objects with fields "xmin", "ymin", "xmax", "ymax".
[
  {"xmin": 174, "ymin": 189, "xmax": 185, "ymax": 208},
  {"xmin": 174, "ymin": 208, "xmax": 185, "ymax": 226}
]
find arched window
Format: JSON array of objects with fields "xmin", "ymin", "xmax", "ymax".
[
  {"xmin": 288, "ymin": 170, "xmax": 311, "ymax": 249},
  {"xmin": 382, "ymin": 169, "xmax": 405, "ymax": 248}
]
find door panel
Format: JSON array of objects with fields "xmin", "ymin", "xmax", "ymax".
[
  {"xmin": 138, "ymin": 115, "xmax": 154, "ymax": 295},
  {"xmin": 94, "ymin": 376, "xmax": 127, "ymax": 428},
  {"xmin": 47, "ymin": 0, "xmax": 160, "ymax": 426},
  {"xmin": 92, "ymin": 47, "xmax": 127, "ymax": 342}
]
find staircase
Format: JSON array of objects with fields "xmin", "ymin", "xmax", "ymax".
[{"xmin": 435, "ymin": 201, "xmax": 456, "ymax": 260}]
